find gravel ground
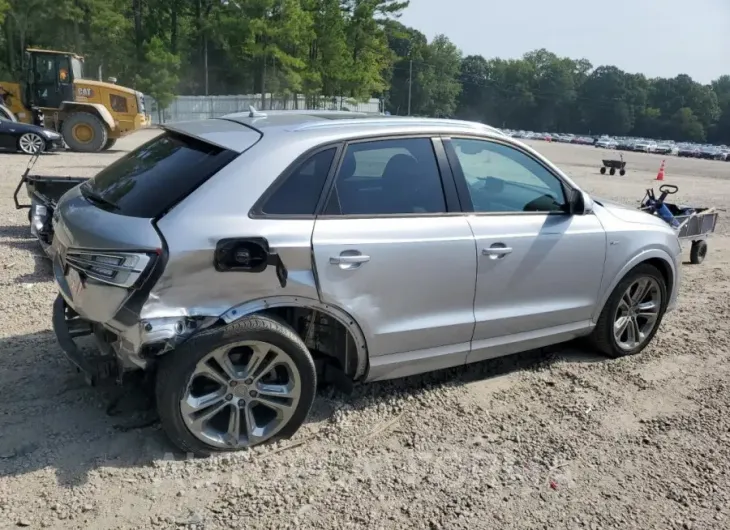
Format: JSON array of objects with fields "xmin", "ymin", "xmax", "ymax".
[{"xmin": 1, "ymin": 134, "xmax": 729, "ymax": 530}]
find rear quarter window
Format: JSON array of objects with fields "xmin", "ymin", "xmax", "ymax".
[
  {"xmin": 82, "ymin": 131, "xmax": 238, "ymax": 218},
  {"xmin": 259, "ymin": 147, "xmax": 337, "ymax": 216}
]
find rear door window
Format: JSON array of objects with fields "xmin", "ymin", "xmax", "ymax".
[
  {"xmin": 324, "ymin": 138, "xmax": 446, "ymax": 215},
  {"xmin": 81, "ymin": 131, "xmax": 238, "ymax": 218}
]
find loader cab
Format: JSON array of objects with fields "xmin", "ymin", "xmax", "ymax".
[{"xmin": 23, "ymin": 49, "xmax": 83, "ymax": 110}]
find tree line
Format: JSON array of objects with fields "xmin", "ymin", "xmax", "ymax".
[{"xmin": 1, "ymin": 1, "xmax": 728, "ymax": 144}]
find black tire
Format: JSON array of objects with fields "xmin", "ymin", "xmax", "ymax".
[
  {"xmin": 600, "ymin": 166, "xmax": 606, "ymax": 174},
  {"xmin": 102, "ymin": 138, "xmax": 117, "ymax": 151},
  {"xmin": 155, "ymin": 314, "xmax": 317, "ymax": 457},
  {"xmin": 609, "ymin": 167, "xmax": 616, "ymax": 175},
  {"xmin": 61, "ymin": 112, "xmax": 108, "ymax": 153},
  {"xmin": 619, "ymin": 169, "xmax": 626, "ymax": 176},
  {"xmin": 690, "ymin": 240, "xmax": 707, "ymax": 264},
  {"xmin": 589, "ymin": 263, "xmax": 668, "ymax": 359}
]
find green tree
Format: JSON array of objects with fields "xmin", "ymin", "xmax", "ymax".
[
  {"xmin": 383, "ymin": 20, "xmax": 427, "ymax": 115},
  {"xmin": 578, "ymin": 66, "xmax": 633, "ymax": 135},
  {"xmin": 417, "ymin": 34, "xmax": 461, "ymax": 117},
  {"xmin": 455, "ymin": 54, "xmax": 491, "ymax": 122},
  {"xmin": 134, "ymin": 36, "xmax": 180, "ymax": 119},
  {"xmin": 669, "ymin": 107, "xmax": 705, "ymax": 142},
  {"xmin": 304, "ymin": 0, "xmax": 350, "ymax": 103},
  {"xmin": 341, "ymin": 0, "xmax": 403, "ymax": 101},
  {"xmin": 1, "ymin": 0, "xmax": 728, "ymax": 143}
]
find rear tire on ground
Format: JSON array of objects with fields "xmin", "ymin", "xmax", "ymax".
[
  {"xmin": 101, "ymin": 138, "xmax": 117, "ymax": 151},
  {"xmin": 690, "ymin": 240, "xmax": 707, "ymax": 264},
  {"xmin": 61, "ymin": 112, "xmax": 108, "ymax": 153},
  {"xmin": 609, "ymin": 167, "xmax": 616, "ymax": 175},
  {"xmin": 600, "ymin": 167, "xmax": 606, "ymax": 174},
  {"xmin": 589, "ymin": 264, "xmax": 668, "ymax": 359},
  {"xmin": 155, "ymin": 314, "xmax": 317, "ymax": 457}
]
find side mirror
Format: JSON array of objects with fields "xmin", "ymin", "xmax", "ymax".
[{"xmin": 568, "ymin": 189, "xmax": 593, "ymax": 215}]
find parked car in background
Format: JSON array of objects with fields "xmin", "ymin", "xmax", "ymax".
[
  {"xmin": 677, "ymin": 145, "xmax": 700, "ymax": 158},
  {"xmin": 595, "ymin": 138, "xmax": 618, "ymax": 149},
  {"xmin": 633, "ymin": 140, "xmax": 657, "ymax": 153},
  {"xmin": 0, "ymin": 105, "xmax": 65, "ymax": 154},
  {"xmin": 698, "ymin": 146, "xmax": 725, "ymax": 160},
  {"xmin": 49, "ymin": 110, "xmax": 681, "ymax": 456},
  {"xmin": 616, "ymin": 139, "xmax": 635, "ymax": 151},
  {"xmin": 654, "ymin": 143, "xmax": 678, "ymax": 155}
]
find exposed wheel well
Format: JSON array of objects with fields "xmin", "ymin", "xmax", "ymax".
[
  {"xmin": 249, "ymin": 306, "xmax": 363, "ymax": 381},
  {"xmin": 642, "ymin": 257, "xmax": 673, "ymax": 299}
]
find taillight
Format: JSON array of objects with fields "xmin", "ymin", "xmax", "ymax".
[{"xmin": 64, "ymin": 250, "xmax": 154, "ymax": 288}]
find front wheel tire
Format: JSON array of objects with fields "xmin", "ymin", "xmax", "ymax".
[
  {"xmin": 156, "ymin": 315, "xmax": 317, "ymax": 457},
  {"xmin": 589, "ymin": 264, "xmax": 668, "ymax": 358},
  {"xmin": 18, "ymin": 133, "xmax": 45, "ymax": 154}
]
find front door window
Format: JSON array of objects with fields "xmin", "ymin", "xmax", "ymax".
[{"xmin": 451, "ymin": 138, "xmax": 567, "ymax": 214}]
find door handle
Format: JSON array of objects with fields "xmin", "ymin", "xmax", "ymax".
[
  {"xmin": 330, "ymin": 254, "xmax": 370, "ymax": 265},
  {"xmin": 482, "ymin": 246, "xmax": 512, "ymax": 257}
]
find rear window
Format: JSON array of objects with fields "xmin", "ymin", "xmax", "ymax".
[{"xmin": 81, "ymin": 131, "xmax": 237, "ymax": 218}]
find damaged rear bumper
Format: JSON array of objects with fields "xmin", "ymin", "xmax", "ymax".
[
  {"xmin": 53, "ymin": 290, "xmax": 215, "ymax": 384},
  {"xmin": 52, "ymin": 294, "xmax": 118, "ymax": 385}
]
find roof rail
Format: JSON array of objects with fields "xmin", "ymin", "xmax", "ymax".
[
  {"xmin": 223, "ymin": 109, "xmax": 371, "ymax": 121},
  {"xmin": 293, "ymin": 116, "xmax": 504, "ymax": 134}
]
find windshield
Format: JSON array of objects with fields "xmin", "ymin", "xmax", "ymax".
[
  {"xmin": 71, "ymin": 57, "xmax": 84, "ymax": 79},
  {"xmin": 81, "ymin": 131, "xmax": 238, "ymax": 218}
]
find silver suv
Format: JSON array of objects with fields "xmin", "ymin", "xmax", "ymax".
[{"xmin": 51, "ymin": 110, "xmax": 681, "ymax": 456}]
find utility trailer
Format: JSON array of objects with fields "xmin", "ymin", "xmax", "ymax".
[
  {"xmin": 13, "ymin": 153, "xmax": 87, "ymax": 255},
  {"xmin": 640, "ymin": 184, "xmax": 719, "ymax": 264}
]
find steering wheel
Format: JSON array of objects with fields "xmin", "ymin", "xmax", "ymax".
[{"xmin": 659, "ymin": 184, "xmax": 678, "ymax": 195}]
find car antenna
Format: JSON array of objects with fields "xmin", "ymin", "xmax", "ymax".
[{"xmin": 248, "ymin": 105, "xmax": 267, "ymax": 118}]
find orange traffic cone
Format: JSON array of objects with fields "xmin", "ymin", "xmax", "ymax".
[{"xmin": 656, "ymin": 160, "xmax": 665, "ymax": 181}]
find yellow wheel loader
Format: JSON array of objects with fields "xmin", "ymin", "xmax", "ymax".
[{"xmin": 0, "ymin": 49, "xmax": 151, "ymax": 152}]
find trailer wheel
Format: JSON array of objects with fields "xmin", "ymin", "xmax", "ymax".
[
  {"xmin": 690, "ymin": 240, "xmax": 707, "ymax": 264},
  {"xmin": 600, "ymin": 167, "xmax": 606, "ymax": 174},
  {"xmin": 619, "ymin": 169, "xmax": 626, "ymax": 176},
  {"xmin": 609, "ymin": 167, "xmax": 616, "ymax": 175},
  {"xmin": 62, "ymin": 113, "xmax": 108, "ymax": 153}
]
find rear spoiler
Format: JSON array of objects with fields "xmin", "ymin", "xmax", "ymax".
[{"xmin": 161, "ymin": 119, "xmax": 262, "ymax": 153}]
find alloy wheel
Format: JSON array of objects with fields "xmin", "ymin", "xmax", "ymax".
[
  {"xmin": 180, "ymin": 340, "xmax": 302, "ymax": 449},
  {"xmin": 19, "ymin": 133, "xmax": 44, "ymax": 154},
  {"xmin": 613, "ymin": 277, "xmax": 662, "ymax": 351}
]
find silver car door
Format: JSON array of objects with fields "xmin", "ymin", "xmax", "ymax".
[
  {"xmin": 443, "ymin": 136, "xmax": 607, "ymax": 364},
  {"xmin": 311, "ymin": 136, "xmax": 477, "ymax": 381}
]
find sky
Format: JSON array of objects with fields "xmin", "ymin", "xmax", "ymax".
[{"xmin": 399, "ymin": 0, "xmax": 730, "ymax": 84}]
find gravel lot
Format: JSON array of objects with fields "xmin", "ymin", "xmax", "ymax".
[{"xmin": 1, "ymin": 133, "xmax": 729, "ymax": 530}]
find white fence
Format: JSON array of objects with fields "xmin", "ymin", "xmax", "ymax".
[{"xmin": 146, "ymin": 94, "xmax": 383, "ymax": 123}]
